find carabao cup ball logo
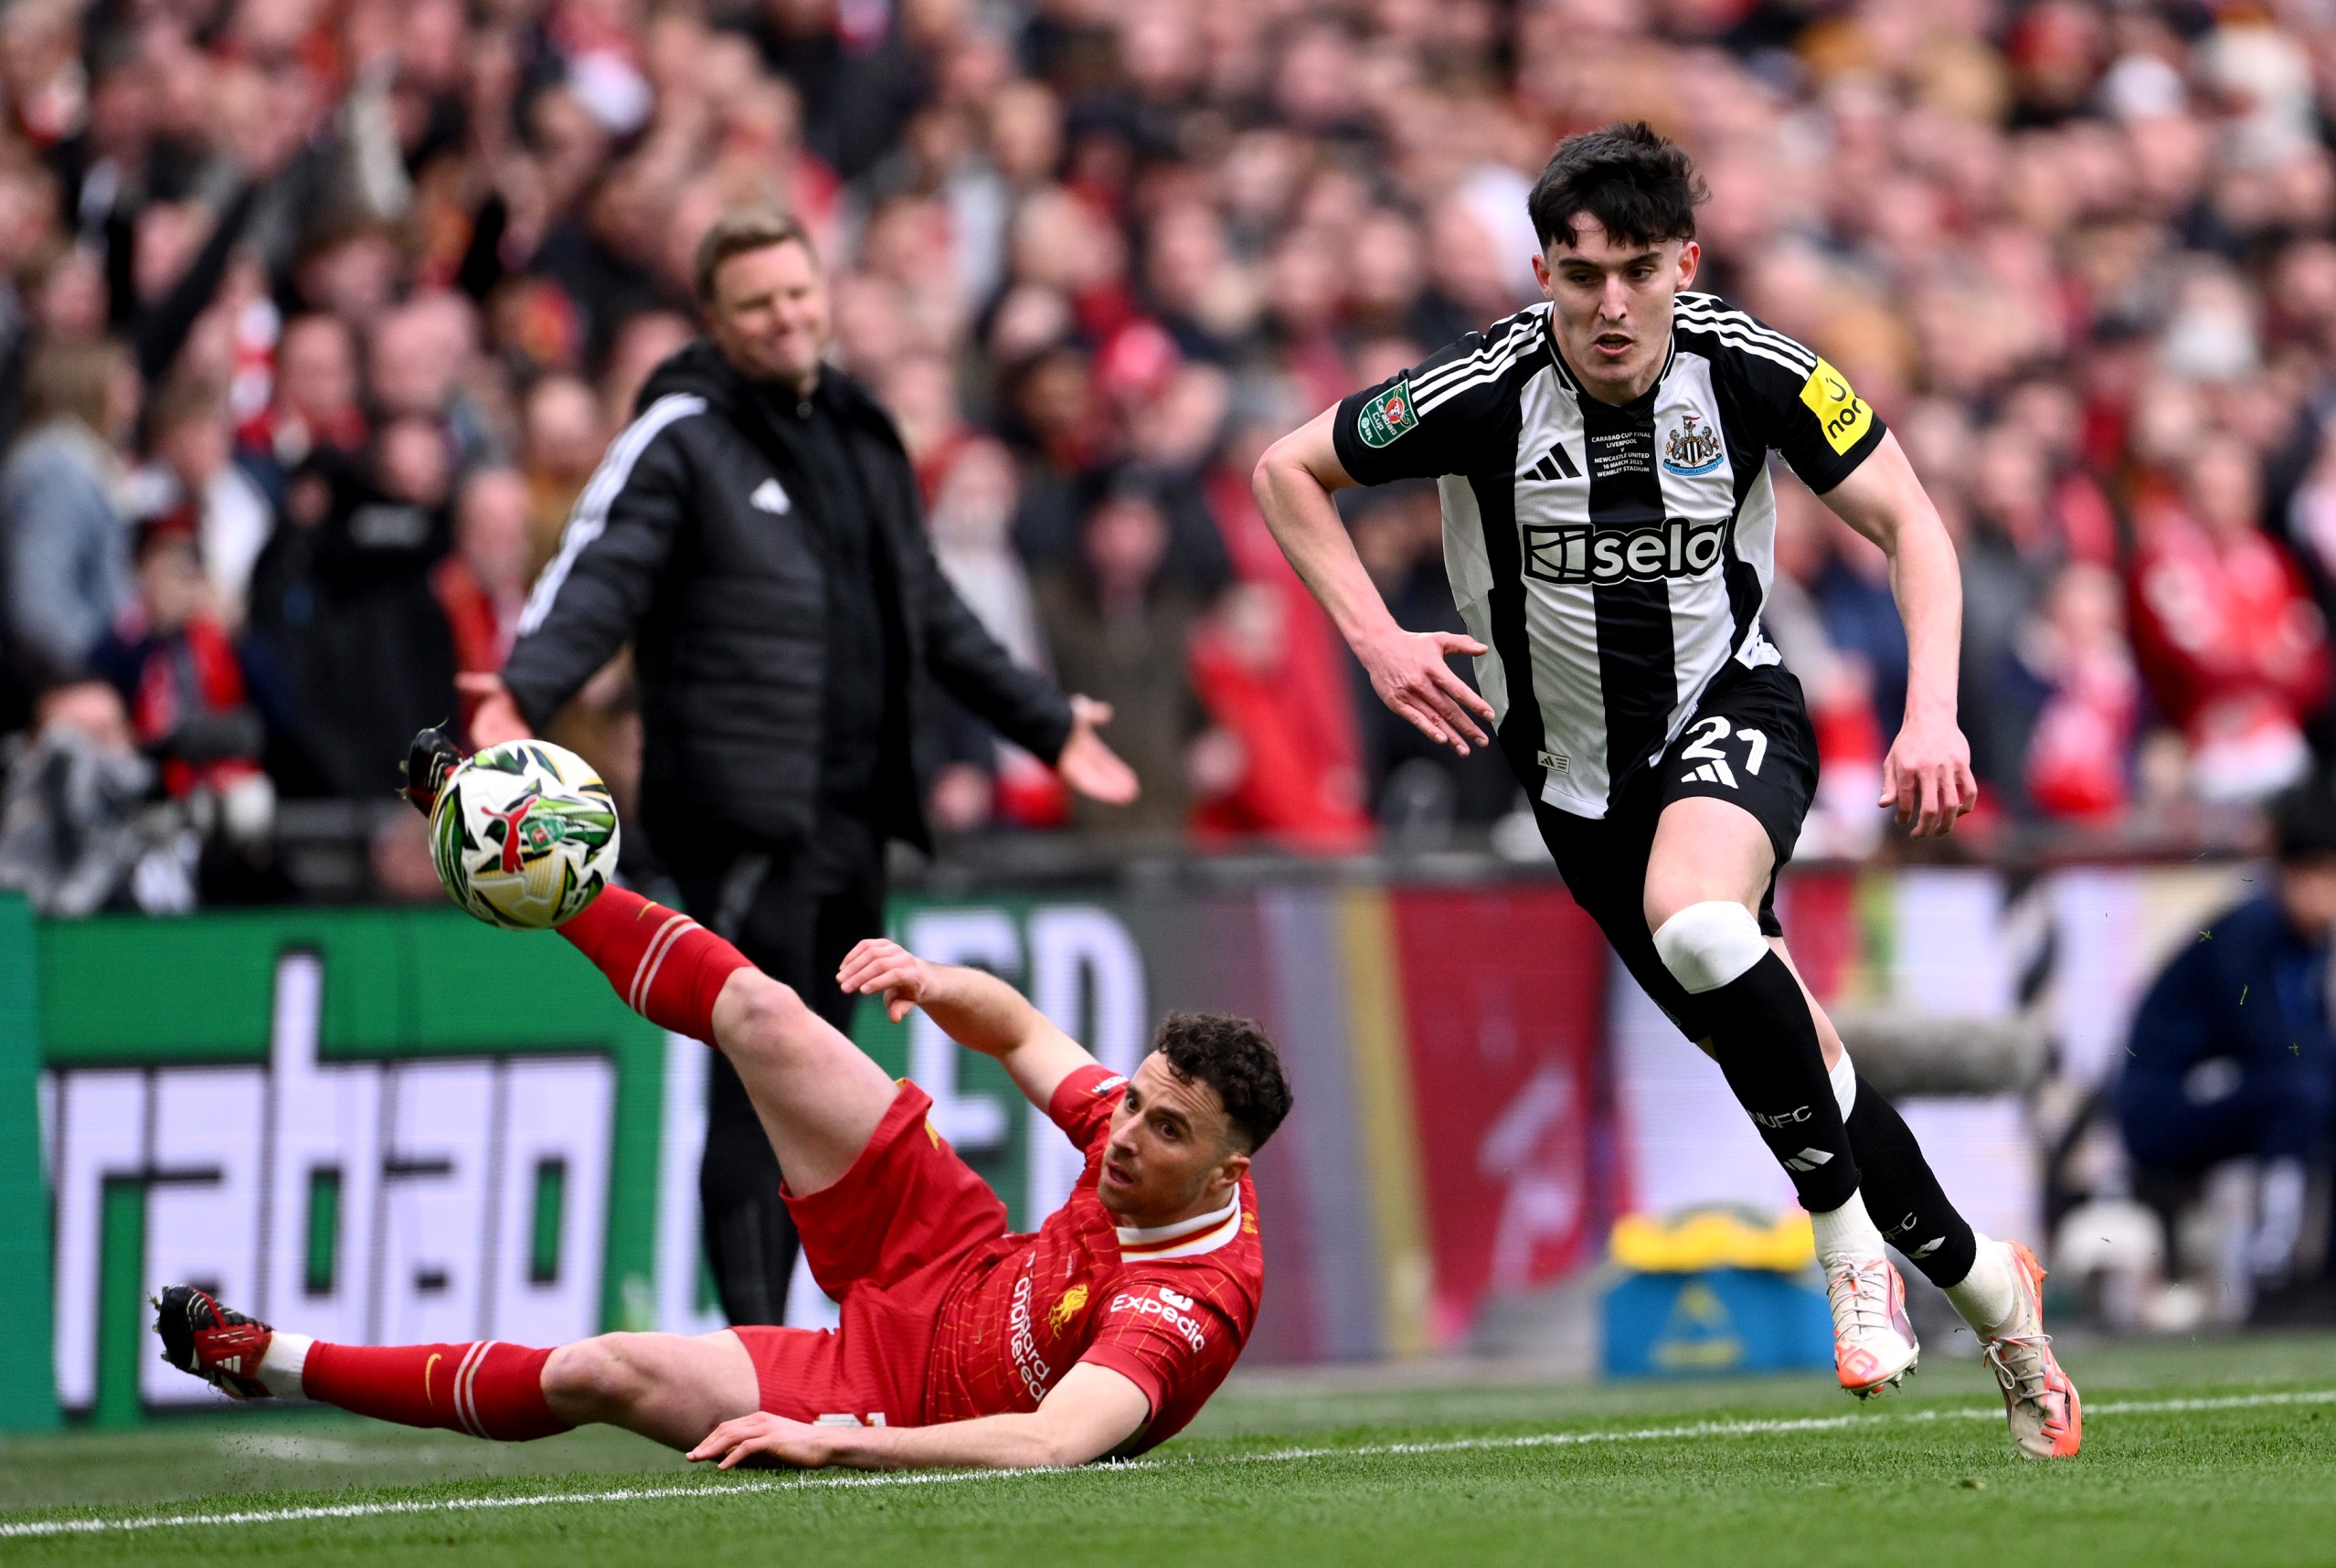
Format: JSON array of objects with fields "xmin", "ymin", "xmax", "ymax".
[{"xmin": 430, "ymin": 741, "xmax": 620, "ymax": 930}]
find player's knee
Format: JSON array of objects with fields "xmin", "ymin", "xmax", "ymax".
[
  {"xmin": 720, "ymin": 972, "xmax": 812, "ymax": 1061},
  {"xmin": 1650, "ymin": 899, "xmax": 1768, "ymax": 996},
  {"xmin": 543, "ymin": 1335, "xmax": 650, "ymax": 1414}
]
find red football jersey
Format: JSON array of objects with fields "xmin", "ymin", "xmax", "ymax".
[{"xmin": 922, "ymin": 1064, "xmax": 1263, "ymax": 1452}]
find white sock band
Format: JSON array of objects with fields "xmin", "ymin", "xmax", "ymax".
[
  {"xmin": 1811, "ymin": 1189, "xmax": 1886, "ymax": 1263},
  {"xmin": 1945, "ymin": 1234, "xmax": 2017, "ymax": 1335},
  {"xmin": 1830, "ymin": 1050, "xmax": 1857, "ymax": 1118},
  {"xmin": 257, "ymin": 1331, "xmax": 313, "ymax": 1399},
  {"xmin": 1651, "ymin": 901, "xmax": 1768, "ymax": 995}
]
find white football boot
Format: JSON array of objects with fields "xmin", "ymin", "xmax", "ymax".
[
  {"xmin": 1824, "ymin": 1254, "xmax": 1920, "ymax": 1398},
  {"xmin": 1980, "ymin": 1241, "xmax": 2083, "ymax": 1458}
]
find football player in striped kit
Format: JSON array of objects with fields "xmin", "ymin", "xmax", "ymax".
[{"xmin": 1256, "ymin": 122, "xmax": 2077, "ymax": 1457}]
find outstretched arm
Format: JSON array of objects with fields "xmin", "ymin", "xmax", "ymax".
[
  {"xmin": 1817, "ymin": 431, "xmax": 1977, "ymax": 839},
  {"xmin": 687, "ymin": 1361, "xmax": 1149, "ymax": 1471},
  {"xmin": 1252, "ymin": 407, "xmax": 1495, "ymax": 757},
  {"xmin": 836, "ymin": 938, "xmax": 1093, "ymax": 1111}
]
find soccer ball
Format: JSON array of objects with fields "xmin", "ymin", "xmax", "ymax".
[{"xmin": 430, "ymin": 740, "xmax": 620, "ymax": 930}]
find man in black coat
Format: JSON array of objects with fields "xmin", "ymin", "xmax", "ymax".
[{"xmin": 464, "ymin": 207, "xmax": 1136, "ymax": 1328}]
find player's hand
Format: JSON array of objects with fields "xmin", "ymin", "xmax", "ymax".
[
  {"xmin": 686, "ymin": 1412, "xmax": 836, "ymax": 1470},
  {"xmin": 1057, "ymin": 695, "xmax": 1141, "ymax": 805},
  {"xmin": 837, "ymin": 938, "xmax": 932, "ymax": 1023},
  {"xmin": 1355, "ymin": 627, "xmax": 1494, "ymax": 757},
  {"xmin": 458, "ymin": 673, "xmax": 534, "ymax": 747},
  {"xmin": 1880, "ymin": 712, "xmax": 1977, "ymax": 838}
]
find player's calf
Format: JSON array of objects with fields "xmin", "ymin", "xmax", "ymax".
[{"xmin": 557, "ymin": 885, "xmax": 757, "ymax": 1044}]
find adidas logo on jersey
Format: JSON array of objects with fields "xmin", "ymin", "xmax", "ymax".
[
  {"xmin": 1524, "ymin": 442, "xmax": 1580, "ymax": 482},
  {"xmin": 1522, "ymin": 518, "xmax": 1726, "ymax": 586}
]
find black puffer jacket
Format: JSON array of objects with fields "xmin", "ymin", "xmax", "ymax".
[{"xmin": 500, "ymin": 342, "xmax": 1072, "ymax": 856}]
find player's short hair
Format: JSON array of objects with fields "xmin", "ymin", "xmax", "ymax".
[
  {"xmin": 693, "ymin": 206, "xmax": 818, "ymax": 305},
  {"xmin": 1152, "ymin": 1012, "xmax": 1291, "ymax": 1153},
  {"xmin": 2271, "ymin": 771, "xmax": 2336, "ymax": 863},
  {"xmin": 1527, "ymin": 121, "xmax": 1708, "ymax": 253}
]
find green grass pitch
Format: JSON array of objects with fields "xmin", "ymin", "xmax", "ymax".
[{"xmin": 4, "ymin": 1332, "xmax": 2333, "ymax": 1566}]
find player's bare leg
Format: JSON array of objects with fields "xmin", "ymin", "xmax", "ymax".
[
  {"xmin": 539, "ymin": 1330, "xmax": 760, "ymax": 1448},
  {"xmin": 706, "ymin": 970, "xmax": 898, "ymax": 1196},
  {"xmin": 1642, "ymin": 796, "xmax": 1917, "ymax": 1396}
]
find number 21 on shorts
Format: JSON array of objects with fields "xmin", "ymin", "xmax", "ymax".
[{"xmin": 1680, "ymin": 715, "xmax": 1766, "ymax": 789}]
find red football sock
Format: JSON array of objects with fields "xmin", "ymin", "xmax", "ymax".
[
  {"xmin": 558, "ymin": 886, "xmax": 754, "ymax": 1043},
  {"xmin": 302, "ymin": 1340, "xmax": 570, "ymax": 1441}
]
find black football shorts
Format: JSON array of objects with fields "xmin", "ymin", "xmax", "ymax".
[{"xmin": 1530, "ymin": 661, "xmax": 1821, "ymax": 1038}]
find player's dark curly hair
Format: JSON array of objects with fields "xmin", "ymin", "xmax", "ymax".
[
  {"xmin": 1153, "ymin": 1012, "xmax": 1292, "ymax": 1153},
  {"xmin": 1527, "ymin": 121, "xmax": 1708, "ymax": 252}
]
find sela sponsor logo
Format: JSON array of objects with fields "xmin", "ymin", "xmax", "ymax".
[
  {"xmin": 1661, "ymin": 412, "xmax": 1724, "ymax": 475},
  {"xmin": 1750, "ymin": 1105, "xmax": 1812, "ymax": 1130},
  {"xmin": 1522, "ymin": 517, "xmax": 1725, "ymax": 585},
  {"xmin": 1587, "ymin": 429, "xmax": 1651, "ymax": 479},
  {"xmin": 1110, "ymin": 1285, "xmax": 1208, "ymax": 1352},
  {"xmin": 1355, "ymin": 379, "xmax": 1418, "ymax": 449}
]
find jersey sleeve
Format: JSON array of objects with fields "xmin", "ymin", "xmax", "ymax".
[
  {"xmin": 1077, "ymin": 1273, "xmax": 1243, "ymax": 1436},
  {"xmin": 1045, "ymin": 1062, "xmax": 1129, "ymax": 1158},
  {"xmin": 1694, "ymin": 302, "xmax": 1887, "ymax": 493},
  {"xmin": 1331, "ymin": 325, "xmax": 1521, "ymax": 485}
]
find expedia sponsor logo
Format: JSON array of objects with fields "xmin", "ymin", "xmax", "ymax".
[
  {"xmin": 1661, "ymin": 413, "xmax": 1724, "ymax": 475},
  {"xmin": 1522, "ymin": 518, "xmax": 1725, "ymax": 585},
  {"xmin": 1091, "ymin": 1075, "xmax": 1127, "ymax": 1096},
  {"xmin": 1110, "ymin": 1287, "xmax": 1208, "ymax": 1352}
]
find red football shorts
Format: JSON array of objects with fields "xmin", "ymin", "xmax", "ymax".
[{"xmin": 729, "ymin": 1080, "xmax": 1009, "ymax": 1425}]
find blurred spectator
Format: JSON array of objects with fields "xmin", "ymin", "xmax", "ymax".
[
  {"xmin": 927, "ymin": 437, "xmax": 1064, "ymax": 830},
  {"xmin": 90, "ymin": 516, "xmax": 267, "ymax": 806},
  {"xmin": 2015, "ymin": 564, "xmax": 2141, "ymax": 823},
  {"xmin": 1189, "ymin": 582, "xmax": 1373, "ymax": 853},
  {"xmin": 242, "ymin": 432, "xmax": 457, "ymax": 800},
  {"xmin": 243, "ymin": 313, "xmax": 365, "ymax": 496},
  {"xmin": 2128, "ymin": 435, "xmax": 2331, "ymax": 804},
  {"xmin": 1035, "ymin": 480, "xmax": 1203, "ymax": 839},
  {"xmin": 1343, "ymin": 479, "xmax": 1513, "ymax": 834},
  {"xmin": 132, "ymin": 378, "xmax": 273, "ymax": 630},
  {"xmin": 0, "ymin": 678, "xmax": 193, "ymax": 916},
  {"xmin": 3, "ymin": 337, "xmax": 137, "ymax": 676},
  {"xmin": 433, "ymin": 467, "xmax": 533, "ymax": 682},
  {"xmin": 518, "ymin": 374, "xmax": 609, "ymax": 577},
  {"xmin": 2118, "ymin": 774, "xmax": 2336, "ymax": 1319}
]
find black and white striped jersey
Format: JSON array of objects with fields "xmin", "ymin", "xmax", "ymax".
[{"xmin": 1332, "ymin": 291, "xmax": 1887, "ymax": 819}]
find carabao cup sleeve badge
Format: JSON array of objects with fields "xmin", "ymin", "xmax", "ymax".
[{"xmin": 1356, "ymin": 378, "xmax": 1420, "ymax": 448}]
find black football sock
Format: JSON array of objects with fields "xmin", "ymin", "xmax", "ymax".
[
  {"xmin": 1700, "ymin": 952, "xmax": 1862, "ymax": 1213},
  {"xmin": 1842, "ymin": 1075, "xmax": 1978, "ymax": 1288}
]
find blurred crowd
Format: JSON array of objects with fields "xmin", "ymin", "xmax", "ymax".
[{"xmin": 5, "ymin": 0, "xmax": 2336, "ymax": 911}]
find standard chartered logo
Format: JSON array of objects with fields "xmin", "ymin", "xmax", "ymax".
[{"xmin": 44, "ymin": 952, "xmax": 615, "ymax": 1413}]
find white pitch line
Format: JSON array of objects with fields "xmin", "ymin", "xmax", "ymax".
[{"xmin": 5, "ymin": 1387, "xmax": 2331, "ymax": 1541}]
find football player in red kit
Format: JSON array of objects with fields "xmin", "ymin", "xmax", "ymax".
[{"xmin": 153, "ymin": 736, "xmax": 1289, "ymax": 1471}]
